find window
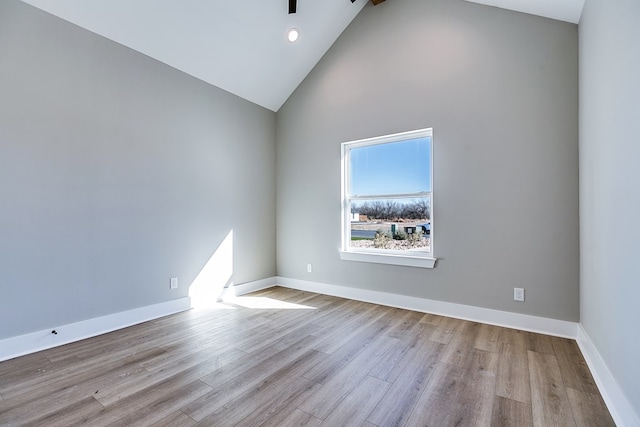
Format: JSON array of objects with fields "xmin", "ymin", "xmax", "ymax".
[{"xmin": 340, "ymin": 128, "xmax": 435, "ymax": 268}]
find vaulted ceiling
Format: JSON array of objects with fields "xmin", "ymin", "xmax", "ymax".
[{"xmin": 20, "ymin": 0, "xmax": 584, "ymax": 112}]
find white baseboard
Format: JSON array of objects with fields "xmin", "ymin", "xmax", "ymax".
[
  {"xmin": 5, "ymin": 276, "xmax": 630, "ymax": 425},
  {"xmin": 0, "ymin": 297, "xmax": 191, "ymax": 363},
  {"xmin": 222, "ymin": 277, "xmax": 278, "ymax": 299},
  {"xmin": 577, "ymin": 325, "xmax": 640, "ymax": 427},
  {"xmin": 0, "ymin": 276, "xmax": 277, "ymax": 363},
  {"xmin": 0, "ymin": 276, "xmax": 578, "ymax": 363},
  {"xmin": 275, "ymin": 276, "xmax": 578, "ymax": 338}
]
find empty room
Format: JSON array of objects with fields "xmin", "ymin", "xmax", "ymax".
[{"xmin": 1, "ymin": 0, "xmax": 638, "ymax": 425}]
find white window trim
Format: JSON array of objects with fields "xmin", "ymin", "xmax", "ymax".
[
  {"xmin": 339, "ymin": 251, "xmax": 437, "ymax": 268},
  {"xmin": 340, "ymin": 128, "xmax": 436, "ymax": 269}
]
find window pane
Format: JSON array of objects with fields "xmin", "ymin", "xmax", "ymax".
[
  {"xmin": 350, "ymin": 136, "xmax": 431, "ymax": 196},
  {"xmin": 349, "ymin": 197, "xmax": 431, "ymax": 253}
]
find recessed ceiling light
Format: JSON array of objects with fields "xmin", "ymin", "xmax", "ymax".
[{"xmin": 287, "ymin": 28, "xmax": 299, "ymax": 43}]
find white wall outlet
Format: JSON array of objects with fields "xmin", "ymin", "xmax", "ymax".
[
  {"xmin": 307, "ymin": 264, "xmax": 312, "ymax": 273},
  {"xmin": 514, "ymin": 287, "xmax": 525, "ymax": 302},
  {"xmin": 170, "ymin": 277, "xmax": 178, "ymax": 290}
]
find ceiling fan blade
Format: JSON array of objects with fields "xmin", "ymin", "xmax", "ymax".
[{"xmin": 288, "ymin": 0, "xmax": 369, "ymax": 15}]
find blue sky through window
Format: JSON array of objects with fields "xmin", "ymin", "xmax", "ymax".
[{"xmin": 350, "ymin": 136, "xmax": 432, "ymax": 196}]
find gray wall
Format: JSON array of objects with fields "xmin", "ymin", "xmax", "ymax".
[
  {"xmin": 0, "ymin": 0, "xmax": 276, "ymax": 339},
  {"xmin": 277, "ymin": 0, "xmax": 579, "ymax": 321},
  {"xmin": 579, "ymin": 0, "xmax": 640, "ymax": 415}
]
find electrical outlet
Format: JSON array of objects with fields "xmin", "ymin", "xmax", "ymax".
[
  {"xmin": 307, "ymin": 264, "xmax": 312, "ymax": 273},
  {"xmin": 170, "ymin": 277, "xmax": 178, "ymax": 290},
  {"xmin": 514, "ymin": 288, "xmax": 525, "ymax": 302}
]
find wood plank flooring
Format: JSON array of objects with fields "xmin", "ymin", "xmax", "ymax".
[{"xmin": 0, "ymin": 287, "xmax": 615, "ymax": 426}]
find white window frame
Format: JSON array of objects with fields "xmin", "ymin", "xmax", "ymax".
[{"xmin": 340, "ymin": 128, "xmax": 436, "ymax": 269}]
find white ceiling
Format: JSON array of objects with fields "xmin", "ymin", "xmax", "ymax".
[
  {"xmin": 465, "ymin": 0, "xmax": 585, "ymax": 24},
  {"xmin": 20, "ymin": 0, "xmax": 368, "ymax": 111},
  {"xmin": 20, "ymin": 0, "xmax": 584, "ymax": 112}
]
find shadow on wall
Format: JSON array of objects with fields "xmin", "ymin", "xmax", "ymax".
[{"xmin": 188, "ymin": 230, "xmax": 234, "ymax": 308}]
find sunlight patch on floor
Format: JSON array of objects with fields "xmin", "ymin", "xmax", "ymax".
[
  {"xmin": 223, "ymin": 296, "xmax": 316, "ymax": 310},
  {"xmin": 191, "ymin": 301, "xmax": 237, "ymax": 310}
]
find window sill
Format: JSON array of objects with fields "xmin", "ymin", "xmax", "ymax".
[{"xmin": 339, "ymin": 250, "xmax": 437, "ymax": 269}]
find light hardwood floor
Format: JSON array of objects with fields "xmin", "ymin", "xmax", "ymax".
[{"xmin": 0, "ymin": 287, "xmax": 614, "ymax": 426}]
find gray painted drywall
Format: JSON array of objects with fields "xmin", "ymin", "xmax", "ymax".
[
  {"xmin": 0, "ymin": 0, "xmax": 276, "ymax": 339},
  {"xmin": 277, "ymin": 0, "xmax": 579, "ymax": 321},
  {"xmin": 579, "ymin": 0, "xmax": 640, "ymax": 415}
]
